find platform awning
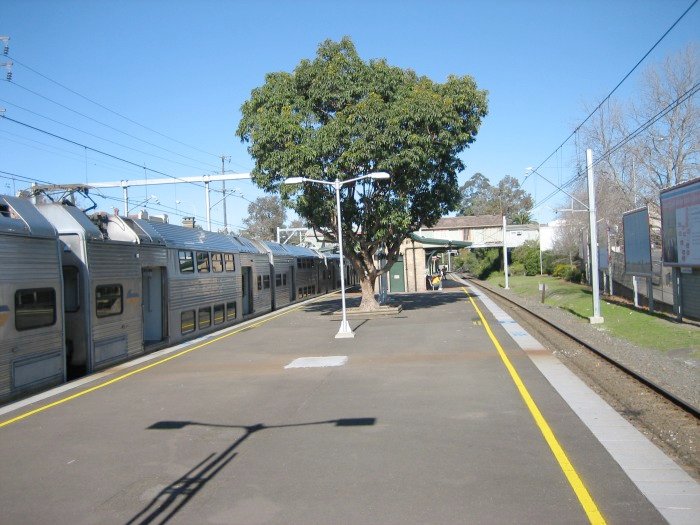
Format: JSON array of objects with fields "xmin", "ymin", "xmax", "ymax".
[{"xmin": 408, "ymin": 232, "xmax": 472, "ymax": 249}]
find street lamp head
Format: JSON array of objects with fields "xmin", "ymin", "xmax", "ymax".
[
  {"xmin": 368, "ymin": 172, "xmax": 391, "ymax": 180},
  {"xmin": 283, "ymin": 177, "xmax": 305, "ymax": 185}
]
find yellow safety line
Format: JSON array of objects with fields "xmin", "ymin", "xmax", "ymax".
[
  {"xmin": 0, "ymin": 299, "xmax": 317, "ymax": 429},
  {"xmin": 463, "ymin": 288, "xmax": 606, "ymax": 525}
]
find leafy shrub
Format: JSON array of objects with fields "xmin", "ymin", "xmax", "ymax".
[
  {"xmin": 509, "ymin": 262, "xmax": 526, "ymax": 276},
  {"xmin": 540, "ymin": 250, "xmax": 557, "ymax": 275},
  {"xmin": 511, "ymin": 240, "xmax": 541, "ymax": 276},
  {"xmin": 461, "ymin": 248, "xmax": 501, "ymax": 279},
  {"xmin": 553, "ymin": 263, "xmax": 582, "ymax": 283}
]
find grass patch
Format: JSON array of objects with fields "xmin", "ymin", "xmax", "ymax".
[{"xmin": 487, "ymin": 274, "xmax": 699, "ymax": 355}]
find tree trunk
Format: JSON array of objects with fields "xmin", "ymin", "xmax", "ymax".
[{"xmin": 358, "ymin": 273, "xmax": 380, "ymax": 311}]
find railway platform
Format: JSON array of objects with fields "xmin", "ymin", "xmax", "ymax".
[{"xmin": 0, "ymin": 283, "xmax": 698, "ymax": 524}]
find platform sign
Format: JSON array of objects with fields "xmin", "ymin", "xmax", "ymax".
[
  {"xmin": 623, "ymin": 207, "xmax": 652, "ymax": 276},
  {"xmin": 660, "ymin": 177, "xmax": 700, "ymax": 267}
]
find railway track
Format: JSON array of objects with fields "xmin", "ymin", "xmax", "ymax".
[
  {"xmin": 457, "ymin": 275, "xmax": 700, "ymax": 478},
  {"xmin": 464, "ymin": 277, "xmax": 699, "ymax": 419}
]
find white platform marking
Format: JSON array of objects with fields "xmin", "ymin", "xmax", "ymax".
[
  {"xmin": 285, "ymin": 356, "xmax": 348, "ymax": 369},
  {"xmin": 462, "ymin": 280, "xmax": 700, "ymax": 525}
]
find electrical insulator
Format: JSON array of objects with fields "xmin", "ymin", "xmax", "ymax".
[
  {"xmin": 6, "ymin": 71, "xmax": 11, "ymax": 81},
  {"xmin": 2, "ymin": 45, "xmax": 7, "ymax": 56}
]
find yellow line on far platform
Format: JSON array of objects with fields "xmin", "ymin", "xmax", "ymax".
[{"xmin": 463, "ymin": 288, "xmax": 606, "ymax": 525}]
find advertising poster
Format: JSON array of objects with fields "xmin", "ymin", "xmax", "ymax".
[
  {"xmin": 660, "ymin": 178, "xmax": 700, "ymax": 267},
  {"xmin": 623, "ymin": 207, "xmax": 652, "ymax": 276}
]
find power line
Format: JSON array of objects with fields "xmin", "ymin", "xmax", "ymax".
[
  {"xmin": 0, "ymin": 168, "xmax": 246, "ymax": 231},
  {"xmin": 0, "ymin": 114, "xmax": 213, "ymax": 190},
  {"xmin": 4, "ymin": 80, "xmax": 222, "ymax": 172},
  {"xmin": 531, "ymin": 80, "xmax": 700, "ymax": 213},
  {"xmin": 522, "ymin": 0, "xmax": 698, "ymax": 188},
  {"xmin": 7, "ymin": 55, "xmax": 222, "ymax": 160},
  {"xmin": 0, "ymin": 97, "xmax": 220, "ymax": 172}
]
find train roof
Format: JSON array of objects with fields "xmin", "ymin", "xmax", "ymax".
[
  {"xmin": 0, "ymin": 195, "xmax": 57, "ymax": 239},
  {"xmin": 140, "ymin": 220, "xmax": 264, "ymax": 254},
  {"xmin": 261, "ymin": 241, "xmax": 321, "ymax": 258},
  {"xmin": 35, "ymin": 201, "xmax": 104, "ymax": 240}
]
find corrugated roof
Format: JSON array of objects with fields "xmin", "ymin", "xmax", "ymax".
[
  {"xmin": 424, "ymin": 215, "xmax": 502, "ymax": 230},
  {"xmin": 142, "ymin": 220, "xmax": 263, "ymax": 254},
  {"xmin": 0, "ymin": 195, "xmax": 57, "ymax": 238}
]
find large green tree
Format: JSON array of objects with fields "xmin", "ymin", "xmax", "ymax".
[{"xmin": 237, "ymin": 37, "xmax": 488, "ymax": 309}]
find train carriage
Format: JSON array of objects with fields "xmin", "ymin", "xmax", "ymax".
[
  {"xmin": 139, "ymin": 221, "xmax": 273, "ymax": 346},
  {"xmin": 259, "ymin": 241, "xmax": 325, "ymax": 308},
  {"xmin": 36, "ymin": 203, "xmax": 148, "ymax": 376},
  {"xmin": 0, "ymin": 196, "xmax": 66, "ymax": 402}
]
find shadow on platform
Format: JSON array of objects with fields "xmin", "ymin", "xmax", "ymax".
[{"xmin": 127, "ymin": 417, "xmax": 376, "ymax": 525}]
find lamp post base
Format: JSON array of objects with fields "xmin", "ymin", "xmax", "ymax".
[{"xmin": 335, "ymin": 320, "xmax": 355, "ymax": 339}]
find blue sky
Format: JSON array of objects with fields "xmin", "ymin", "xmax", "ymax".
[{"xmin": 1, "ymin": 0, "xmax": 698, "ymax": 231}]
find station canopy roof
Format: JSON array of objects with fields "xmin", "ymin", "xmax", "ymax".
[{"xmin": 408, "ymin": 232, "xmax": 472, "ymax": 249}]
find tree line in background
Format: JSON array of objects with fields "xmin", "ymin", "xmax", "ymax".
[
  {"xmin": 237, "ymin": 195, "xmax": 305, "ymax": 243},
  {"xmin": 558, "ymin": 44, "xmax": 698, "ymax": 255}
]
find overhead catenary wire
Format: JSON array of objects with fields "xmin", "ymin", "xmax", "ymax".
[
  {"xmin": 5, "ymin": 56, "xmax": 252, "ymax": 173},
  {"xmin": 521, "ymin": 0, "xmax": 698, "ymax": 189},
  {"xmin": 0, "ymin": 97, "xmax": 219, "ymax": 172},
  {"xmin": 1, "ymin": 114, "xmax": 216, "ymax": 190},
  {"xmin": 3, "ymin": 81, "xmax": 223, "ymax": 173},
  {"xmin": 6, "ymin": 55, "xmax": 224, "ymax": 162},
  {"xmin": 0, "ymin": 168, "xmax": 247, "ymax": 231},
  {"xmin": 531, "ymin": 78, "xmax": 699, "ymax": 214}
]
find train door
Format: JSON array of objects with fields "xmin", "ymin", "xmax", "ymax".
[
  {"xmin": 242, "ymin": 267, "xmax": 253, "ymax": 315},
  {"xmin": 142, "ymin": 267, "xmax": 165, "ymax": 345},
  {"xmin": 290, "ymin": 265, "xmax": 296, "ymax": 300},
  {"xmin": 270, "ymin": 263, "xmax": 276, "ymax": 310}
]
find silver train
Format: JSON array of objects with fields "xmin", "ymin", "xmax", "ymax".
[{"xmin": 0, "ymin": 195, "xmax": 355, "ymax": 404}]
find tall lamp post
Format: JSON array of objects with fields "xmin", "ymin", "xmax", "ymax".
[{"xmin": 283, "ymin": 172, "xmax": 391, "ymax": 339}]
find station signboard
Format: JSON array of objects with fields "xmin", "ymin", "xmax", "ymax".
[{"xmin": 660, "ymin": 177, "xmax": 700, "ymax": 267}]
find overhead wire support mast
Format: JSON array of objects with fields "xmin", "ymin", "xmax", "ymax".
[{"xmin": 86, "ymin": 173, "xmax": 252, "ymax": 223}]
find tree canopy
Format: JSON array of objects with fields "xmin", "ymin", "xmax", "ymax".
[
  {"xmin": 236, "ymin": 37, "xmax": 488, "ymax": 309},
  {"xmin": 458, "ymin": 174, "xmax": 533, "ymax": 222},
  {"xmin": 239, "ymin": 195, "xmax": 287, "ymax": 241}
]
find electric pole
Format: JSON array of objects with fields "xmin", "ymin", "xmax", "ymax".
[{"xmin": 221, "ymin": 155, "xmax": 230, "ymax": 233}]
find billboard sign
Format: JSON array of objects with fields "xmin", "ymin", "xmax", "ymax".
[
  {"xmin": 660, "ymin": 177, "xmax": 700, "ymax": 267},
  {"xmin": 623, "ymin": 207, "xmax": 652, "ymax": 276}
]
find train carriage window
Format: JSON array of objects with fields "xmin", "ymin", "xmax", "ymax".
[
  {"xmin": 15, "ymin": 288, "xmax": 56, "ymax": 331},
  {"xmin": 199, "ymin": 307, "xmax": 211, "ymax": 329},
  {"xmin": 263, "ymin": 275, "xmax": 270, "ymax": 289},
  {"xmin": 257, "ymin": 275, "xmax": 262, "ymax": 291},
  {"xmin": 62, "ymin": 266, "xmax": 80, "ymax": 313},
  {"xmin": 283, "ymin": 274, "xmax": 287, "ymax": 286},
  {"xmin": 179, "ymin": 251, "xmax": 194, "ymax": 273},
  {"xmin": 95, "ymin": 285, "xmax": 123, "ymax": 318},
  {"xmin": 226, "ymin": 301, "xmax": 237, "ymax": 321},
  {"xmin": 181, "ymin": 310, "xmax": 195, "ymax": 334},
  {"xmin": 224, "ymin": 253, "xmax": 235, "ymax": 271},
  {"xmin": 276, "ymin": 274, "xmax": 282, "ymax": 286},
  {"xmin": 211, "ymin": 253, "xmax": 224, "ymax": 273},
  {"xmin": 196, "ymin": 252, "xmax": 210, "ymax": 273},
  {"xmin": 213, "ymin": 304, "xmax": 225, "ymax": 325}
]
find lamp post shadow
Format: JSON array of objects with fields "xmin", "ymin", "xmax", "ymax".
[{"xmin": 127, "ymin": 417, "xmax": 376, "ymax": 525}]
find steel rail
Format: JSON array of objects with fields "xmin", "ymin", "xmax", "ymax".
[{"xmin": 462, "ymin": 276, "xmax": 700, "ymax": 420}]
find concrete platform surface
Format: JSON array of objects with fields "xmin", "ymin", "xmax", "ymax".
[{"xmin": 0, "ymin": 289, "xmax": 677, "ymax": 524}]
